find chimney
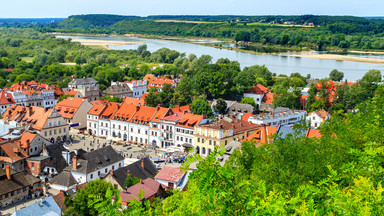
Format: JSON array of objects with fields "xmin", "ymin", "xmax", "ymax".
[
  {"xmin": 281, "ymin": 111, "xmax": 284, "ymax": 115},
  {"xmin": 136, "ymin": 105, "xmax": 140, "ymax": 111},
  {"xmin": 244, "ymin": 131, "xmax": 248, "ymax": 140},
  {"xmin": 6, "ymin": 165, "xmax": 11, "ymax": 180},
  {"xmin": 74, "ymin": 184, "xmax": 78, "ymax": 191},
  {"xmin": 140, "ymin": 179, "xmax": 143, "ymax": 184},
  {"xmin": 8, "ymin": 128, "xmax": 13, "ymax": 134},
  {"xmin": 157, "ymin": 104, "xmax": 161, "ymax": 110},
  {"xmin": 109, "ymin": 170, "xmax": 114, "ymax": 176},
  {"xmin": 73, "ymin": 156, "xmax": 77, "ymax": 169},
  {"xmin": 127, "ymin": 170, "xmax": 131, "ymax": 176},
  {"xmin": 42, "ymin": 143, "xmax": 47, "ymax": 156},
  {"xmin": 141, "ymin": 159, "xmax": 145, "ymax": 169},
  {"xmin": 29, "ymin": 106, "xmax": 33, "ymax": 115}
]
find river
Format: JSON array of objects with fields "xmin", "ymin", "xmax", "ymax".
[{"xmin": 57, "ymin": 35, "xmax": 384, "ymax": 81}]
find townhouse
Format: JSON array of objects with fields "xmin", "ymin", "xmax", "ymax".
[
  {"xmin": 66, "ymin": 78, "xmax": 100, "ymax": 101},
  {"xmin": 248, "ymin": 107, "xmax": 307, "ymax": 127},
  {"xmin": 175, "ymin": 113, "xmax": 210, "ymax": 148},
  {"xmin": 194, "ymin": 117, "xmax": 261, "ymax": 156},
  {"xmin": 55, "ymin": 97, "xmax": 93, "ymax": 129},
  {"xmin": 3, "ymin": 105, "xmax": 69, "ymax": 143}
]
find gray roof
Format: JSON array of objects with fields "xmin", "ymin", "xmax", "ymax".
[
  {"xmin": 218, "ymin": 141, "xmax": 241, "ymax": 166},
  {"xmin": 50, "ymin": 170, "xmax": 77, "ymax": 187},
  {"xmin": 11, "ymin": 196, "xmax": 62, "ymax": 216},
  {"xmin": 68, "ymin": 78, "xmax": 97, "ymax": 85},
  {"xmin": 67, "ymin": 146, "xmax": 124, "ymax": 174},
  {"xmin": 111, "ymin": 158, "xmax": 157, "ymax": 189},
  {"xmin": 253, "ymin": 107, "xmax": 306, "ymax": 121},
  {"xmin": 228, "ymin": 102, "xmax": 255, "ymax": 114},
  {"xmin": 0, "ymin": 168, "xmax": 40, "ymax": 196},
  {"xmin": 103, "ymin": 83, "xmax": 133, "ymax": 95}
]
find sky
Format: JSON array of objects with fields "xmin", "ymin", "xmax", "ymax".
[{"xmin": 0, "ymin": 0, "xmax": 383, "ymax": 18}]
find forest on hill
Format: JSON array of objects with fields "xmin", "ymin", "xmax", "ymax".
[{"xmin": 37, "ymin": 14, "xmax": 384, "ymax": 51}]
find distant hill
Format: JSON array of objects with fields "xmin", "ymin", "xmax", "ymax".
[
  {"xmin": 59, "ymin": 14, "xmax": 143, "ymax": 28},
  {"xmin": 0, "ymin": 18, "xmax": 65, "ymax": 25}
]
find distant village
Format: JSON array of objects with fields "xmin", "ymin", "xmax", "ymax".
[{"xmin": 0, "ymin": 74, "xmax": 336, "ymax": 215}]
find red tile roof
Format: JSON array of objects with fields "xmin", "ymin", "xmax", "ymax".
[
  {"xmin": 3, "ymin": 105, "xmax": 53, "ymax": 130},
  {"xmin": 306, "ymin": 128, "xmax": 322, "ymax": 138},
  {"xmin": 308, "ymin": 109, "xmax": 331, "ymax": 120},
  {"xmin": 88, "ymin": 104, "xmax": 105, "ymax": 116},
  {"xmin": 241, "ymin": 113, "xmax": 254, "ymax": 122},
  {"xmin": 143, "ymin": 74, "xmax": 155, "ymax": 81},
  {"xmin": 148, "ymin": 76, "xmax": 175, "ymax": 89},
  {"xmin": 90, "ymin": 100, "xmax": 108, "ymax": 106},
  {"xmin": 155, "ymin": 166, "xmax": 185, "ymax": 182},
  {"xmin": 245, "ymin": 84, "xmax": 270, "ymax": 95},
  {"xmin": 0, "ymin": 90, "xmax": 15, "ymax": 105},
  {"xmin": 100, "ymin": 102, "xmax": 120, "ymax": 120},
  {"xmin": 65, "ymin": 90, "xmax": 79, "ymax": 96},
  {"xmin": 112, "ymin": 103, "xmax": 139, "ymax": 121},
  {"xmin": 151, "ymin": 107, "xmax": 170, "ymax": 123},
  {"xmin": 119, "ymin": 178, "xmax": 163, "ymax": 204},
  {"xmin": 161, "ymin": 111, "xmax": 185, "ymax": 122},
  {"xmin": 6, "ymin": 81, "xmax": 62, "ymax": 98},
  {"xmin": 0, "ymin": 132, "xmax": 37, "ymax": 163},
  {"xmin": 245, "ymin": 126, "xmax": 278, "ymax": 145},
  {"xmin": 263, "ymin": 93, "xmax": 274, "ymax": 104},
  {"xmin": 176, "ymin": 113, "xmax": 205, "ymax": 129},
  {"xmin": 123, "ymin": 97, "xmax": 145, "ymax": 106},
  {"xmin": 55, "ymin": 97, "xmax": 85, "ymax": 119},
  {"xmin": 171, "ymin": 105, "xmax": 190, "ymax": 113},
  {"xmin": 4, "ymin": 68, "xmax": 13, "ymax": 72},
  {"xmin": 129, "ymin": 106, "xmax": 157, "ymax": 125}
]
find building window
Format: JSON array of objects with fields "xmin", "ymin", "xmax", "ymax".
[
  {"xmin": 112, "ymin": 165, "xmax": 115, "ymax": 170},
  {"xmin": 106, "ymin": 123, "xmax": 108, "ymax": 127},
  {"xmin": 64, "ymin": 128, "xmax": 66, "ymax": 133},
  {"xmin": 124, "ymin": 126, "xmax": 127, "ymax": 131},
  {"xmin": 131, "ymin": 128, "xmax": 133, "ymax": 132},
  {"xmin": 197, "ymin": 138, "xmax": 200, "ymax": 142},
  {"xmin": 181, "ymin": 137, "xmax": 183, "ymax": 141},
  {"xmin": 90, "ymin": 174, "xmax": 93, "ymax": 179},
  {"xmin": 105, "ymin": 168, "xmax": 108, "ymax": 173},
  {"xmin": 214, "ymin": 141, "xmax": 216, "ymax": 146},
  {"xmin": 176, "ymin": 136, "xmax": 179, "ymax": 141},
  {"xmin": 209, "ymin": 140, "xmax": 211, "ymax": 145},
  {"xmin": 225, "ymin": 140, "xmax": 228, "ymax": 145},
  {"xmin": 44, "ymin": 131, "xmax": 47, "ymax": 136},
  {"xmin": 145, "ymin": 130, "xmax": 148, "ymax": 135},
  {"xmin": 98, "ymin": 171, "xmax": 100, "ymax": 176}
]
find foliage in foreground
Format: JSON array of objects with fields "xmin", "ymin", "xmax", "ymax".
[{"xmin": 66, "ymin": 86, "xmax": 384, "ymax": 215}]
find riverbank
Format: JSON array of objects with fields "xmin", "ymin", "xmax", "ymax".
[
  {"xmin": 63, "ymin": 38, "xmax": 144, "ymax": 49},
  {"xmin": 54, "ymin": 32, "xmax": 384, "ymax": 64},
  {"xmin": 286, "ymin": 53, "xmax": 384, "ymax": 64}
]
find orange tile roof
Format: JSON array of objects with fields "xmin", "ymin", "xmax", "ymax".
[
  {"xmin": 88, "ymin": 104, "xmax": 105, "ymax": 116},
  {"xmin": 245, "ymin": 84, "xmax": 270, "ymax": 94},
  {"xmin": 123, "ymin": 97, "xmax": 145, "ymax": 106},
  {"xmin": 55, "ymin": 97, "xmax": 84, "ymax": 119},
  {"xmin": 6, "ymin": 81, "xmax": 62, "ymax": 97},
  {"xmin": 0, "ymin": 90, "xmax": 15, "ymax": 105},
  {"xmin": 3, "ymin": 105, "xmax": 53, "ymax": 130},
  {"xmin": 65, "ymin": 90, "xmax": 79, "ymax": 96},
  {"xmin": 0, "ymin": 136, "xmax": 32, "ymax": 163},
  {"xmin": 176, "ymin": 113, "xmax": 204, "ymax": 129},
  {"xmin": 20, "ymin": 132, "xmax": 37, "ymax": 149},
  {"xmin": 148, "ymin": 76, "xmax": 174, "ymax": 88},
  {"xmin": 171, "ymin": 105, "xmax": 190, "ymax": 113},
  {"xmin": 112, "ymin": 103, "xmax": 139, "ymax": 121},
  {"xmin": 151, "ymin": 107, "xmax": 170, "ymax": 123},
  {"xmin": 306, "ymin": 128, "xmax": 322, "ymax": 138},
  {"xmin": 263, "ymin": 93, "xmax": 274, "ymax": 104},
  {"xmin": 245, "ymin": 126, "xmax": 278, "ymax": 145},
  {"xmin": 241, "ymin": 113, "xmax": 254, "ymax": 122},
  {"xmin": 154, "ymin": 166, "xmax": 185, "ymax": 182},
  {"xmin": 100, "ymin": 102, "xmax": 120, "ymax": 120},
  {"xmin": 129, "ymin": 106, "xmax": 158, "ymax": 125},
  {"xmin": 143, "ymin": 74, "xmax": 155, "ymax": 81},
  {"xmin": 141, "ymin": 93, "xmax": 149, "ymax": 100},
  {"xmin": 308, "ymin": 109, "xmax": 331, "ymax": 120},
  {"xmin": 199, "ymin": 118, "xmax": 260, "ymax": 134}
]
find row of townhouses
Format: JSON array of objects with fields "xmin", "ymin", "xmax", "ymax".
[
  {"xmin": 0, "ymin": 81, "xmax": 63, "ymax": 113},
  {"xmin": 87, "ymin": 103, "xmax": 212, "ymax": 151}
]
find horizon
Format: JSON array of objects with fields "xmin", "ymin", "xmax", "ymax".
[
  {"xmin": 0, "ymin": 14, "xmax": 383, "ymax": 19},
  {"xmin": 1, "ymin": 0, "xmax": 383, "ymax": 18}
]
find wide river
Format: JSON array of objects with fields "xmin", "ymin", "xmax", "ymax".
[{"xmin": 57, "ymin": 35, "xmax": 384, "ymax": 81}]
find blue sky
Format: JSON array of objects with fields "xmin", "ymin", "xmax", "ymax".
[{"xmin": 1, "ymin": 0, "xmax": 382, "ymax": 18}]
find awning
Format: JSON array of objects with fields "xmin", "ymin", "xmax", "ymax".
[{"xmin": 182, "ymin": 143, "xmax": 193, "ymax": 148}]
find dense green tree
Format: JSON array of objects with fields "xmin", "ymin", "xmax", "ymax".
[
  {"xmin": 124, "ymin": 174, "xmax": 141, "ymax": 188},
  {"xmin": 240, "ymin": 97, "xmax": 258, "ymax": 109},
  {"xmin": 190, "ymin": 95, "xmax": 213, "ymax": 117},
  {"xmin": 329, "ymin": 69, "xmax": 344, "ymax": 81}
]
